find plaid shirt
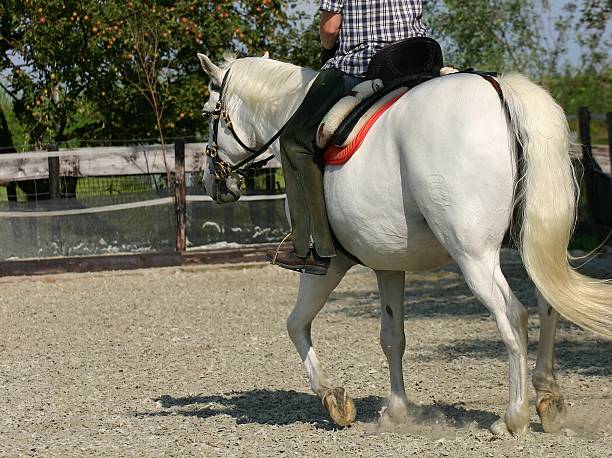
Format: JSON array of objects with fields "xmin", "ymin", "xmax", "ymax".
[{"xmin": 320, "ymin": 0, "xmax": 427, "ymax": 77}]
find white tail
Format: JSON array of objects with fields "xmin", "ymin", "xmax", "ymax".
[{"xmin": 497, "ymin": 73, "xmax": 612, "ymax": 338}]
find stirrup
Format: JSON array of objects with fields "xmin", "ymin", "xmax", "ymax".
[{"xmin": 271, "ymin": 232, "xmax": 293, "ymax": 265}]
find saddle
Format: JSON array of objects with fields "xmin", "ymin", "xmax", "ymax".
[{"xmin": 318, "ymin": 37, "xmax": 450, "ymax": 164}]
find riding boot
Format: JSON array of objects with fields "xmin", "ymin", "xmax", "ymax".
[
  {"xmin": 277, "ymin": 68, "xmax": 347, "ymax": 261},
  {"xmin": 280, "ymin": 150, "xmax": 334, "ymax": 257}
]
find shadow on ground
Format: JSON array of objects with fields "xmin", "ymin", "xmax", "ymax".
[
  {"xmin": 136, "ymin": 389, "xmax": 380, "ymax": 429},
  {"xmin": 425, "ymin": 338, "xmax": 612, "ymax": 376},
  {"xmin": 331, "ymin": 249, "xmax": 611, "ymax": 321},
  {"xmin": 330, "ymin": 256, "xmax": 534, "ymax": 320},
  {"xmin": 136, "ymin": 389, "xmax": 502, "ymax": 432}
]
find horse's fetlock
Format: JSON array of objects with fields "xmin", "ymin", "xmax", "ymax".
[
  {"xmin": 532, "ymin": 371, "xmax": 559, "ymax": 394},
  {"xmin": 505, "ymin": 404, "xmax": 529, "ymax": 434}
]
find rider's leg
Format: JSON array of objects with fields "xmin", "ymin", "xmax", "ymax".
[
  {"xmin": 271, "ymin": 68, "xmax": 348, "ymax": 272},
  {"xmin": 280, "ymin": 149, "xmax": 335, "ymax": 258}
]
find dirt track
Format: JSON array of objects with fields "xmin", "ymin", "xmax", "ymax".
[{"xmin": 1, "ymin": 249, "xmax": 610, "ymax": 457}]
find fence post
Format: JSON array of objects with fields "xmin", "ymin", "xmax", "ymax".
[
  {"xmin": 578, "ymin": 107, "xmax": 592, "ymax": 159},
  {"xmin": 48, "ymin": 144, "xmax": 60, "ymax": 200},
  {"xmin": 607, "ymin": 112, "xmax": 612, "ymax": 174},
  {"xmin": 174, "ymin": 139, "xmax": 187, "ymax": 252},
  {"xmin": 265, "ymin": 168, "xmax": 275, "ymax": 227}
]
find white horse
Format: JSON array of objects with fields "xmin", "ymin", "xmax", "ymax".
[{"xmin": 196, "ymin": 53, "xmax": 612, "ymax": 435}]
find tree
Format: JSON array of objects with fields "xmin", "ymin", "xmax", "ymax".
[
  {"xmin": 424, "ymin": 0, "xmax": 579, "ymax": 80},
  {"xmin": 575, "ymin": 0, "xmax": 610, "ymax": 73},
  {"xmin": 0, "ymin": 0, "xmax": 307, "ymax": 148}
]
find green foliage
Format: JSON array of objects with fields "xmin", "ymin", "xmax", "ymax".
[
  {"xmin": 0, "ymin": 88, "xmax": 26, "ymax": 149},
  {"xmin": 424, "ymin": 0, "xmax": 579, "ymax": 79},
  {"xmin": 272, "ymin": 11, "xmax": 321, "ymax": 70},
  {"xmin": 0, "ymin": 0, "xmax": 608, "ymax": 148},
  {"xmin": 423, "ymin": 0, "xmax": 610, "ymax": 119},
  {"xmin": 575, "ymin": 0, "xmax": 610, "ymax": 72},
  {"xmin": 0, "ymin": 0, "xmax": 306, "ymax": 146},
  {"xmin": 544, "ymin": 69, "xmax": 611, "ymax": 115}
]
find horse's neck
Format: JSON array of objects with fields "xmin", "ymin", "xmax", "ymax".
[{"xmin": 232, "ymin": 62, "xmax": 317, "ymax": 148}]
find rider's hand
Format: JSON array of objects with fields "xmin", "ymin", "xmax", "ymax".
[{"xmin": 320, "ymin": 42, "xmax": 339, "ymax": 68}]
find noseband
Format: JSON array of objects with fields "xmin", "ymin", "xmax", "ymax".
[{"xmin": 206, "ymin": 69, "xmax": 286, "ymax": 184}]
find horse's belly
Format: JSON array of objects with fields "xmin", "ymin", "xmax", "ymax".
[{"xmin": 324, "ymin": 157, "xmax": 451, "ymax": 272}]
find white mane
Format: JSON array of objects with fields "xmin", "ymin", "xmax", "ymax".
[{"xmin": 222, "ymin": 57, "xmax": 317, "ymax": 125}]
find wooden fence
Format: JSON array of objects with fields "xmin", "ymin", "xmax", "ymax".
[
  {"xmin": 578, "ymin": 108, "xmax": 612, "ymax": 227},
  {"xmin": 0, "ymin": 140, "xmax": 285, "ymax": 275}
]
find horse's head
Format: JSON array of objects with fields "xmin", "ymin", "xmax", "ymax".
[
  {"xmin": 197, "ymin": 52, "xmax": 270, "ymax": 203},
  {"xmin": 197, "ymin": 53, "xmax": 242, "ymax": 203},
  {"xmin": 197, "ymin": 52, "xmax": 314, "ymax": 203}
]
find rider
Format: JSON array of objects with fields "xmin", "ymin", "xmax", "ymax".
[{"xmin": 267, "ymin": 0, "xmax": 428, "ymax": 275}]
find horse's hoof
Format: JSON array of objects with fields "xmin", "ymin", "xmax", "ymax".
[
  {"xmin": 323, "ymin": 387, "xmax": 356, "ymax": 427},
  {"xmin": 378, "ymin": 401, "xmax": 409, "ymax": 426},
  {"xmin": 536, "ymin": 393, "xmax": 567, "ymax": 433},
  {"xmin": 490, "ymin": 418, "xmax": 510, "ymax": 436}
]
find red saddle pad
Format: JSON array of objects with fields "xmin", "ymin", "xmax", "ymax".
[{"xmin": 322, "ymin": 94, "xmax": 404, "ymax": 166}]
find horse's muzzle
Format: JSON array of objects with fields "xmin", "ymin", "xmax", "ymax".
[{"xmin": 214, "ymin": 174, "xmax": 243, "ymax": 203}]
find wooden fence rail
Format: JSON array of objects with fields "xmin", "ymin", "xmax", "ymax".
[{"xmin": 0, "ymin": 142, "xmax": 281, "ymax": 183}]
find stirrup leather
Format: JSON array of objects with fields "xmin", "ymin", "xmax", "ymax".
[{"xmin": 271, "ymin": 232, "xmax": 293, "ymax": 265}]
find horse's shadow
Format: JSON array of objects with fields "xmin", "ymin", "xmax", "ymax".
[
  {"xmin": 135, "ymin": 389, "xmax": 498, "ymax": 431},
  {"xmin": 137, "ymin": 389, "xmax": 374, "ymax": 429},
  {"xmin": 427, "ymin": 337, "xmax": 612, "ymax": 376}
]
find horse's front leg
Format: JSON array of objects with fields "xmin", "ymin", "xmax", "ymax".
[
  {"xmin": 376, "ymin": 270, "xmax": 410, "ymax": 424},
  {"xmin": 287, "ymin": 253, "xmax": 356, "ymax": 426},
  {"xmin": 532, "ymin": 288, "xmax": 567, "ymax": 432}
]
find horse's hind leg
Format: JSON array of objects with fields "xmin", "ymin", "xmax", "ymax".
[
  {"xmin": 457, "ymin": 253, "xmax": 530, "ymax": 435},
  {"xmin": 375, "ymin": 270, "xmax": 410, "ymax": 424},
  {"xmin": 287, "ymin": 253, "xmax": 357, "ymax": 426},
  {"xmin": 533, "ymin": 288, "xmax": 567, "ymax": 432}
]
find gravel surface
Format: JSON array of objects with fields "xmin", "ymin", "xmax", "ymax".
[{"xmin": 1, "ymin": 249, "xmax": 610, "ymax": 457}]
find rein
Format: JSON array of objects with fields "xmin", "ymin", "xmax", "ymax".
[{"xmin": 206, "ymin": 69, "xmax": 285, "ymax": 182}]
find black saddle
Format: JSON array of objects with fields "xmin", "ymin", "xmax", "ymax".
[
  {"xmin": 367, "ymin": 36, "xmax": 444, "ymax": 82},
  {"xmin": 331, "ymin": 37, "xmax": 444, "ymax": 146}
]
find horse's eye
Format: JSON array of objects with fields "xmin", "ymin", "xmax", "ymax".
[{"xmin": 202, "ymin": 110, "xmax": 212, "ymax": 117}]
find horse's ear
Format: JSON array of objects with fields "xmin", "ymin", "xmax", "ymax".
[
  {"xmin": 197, "ymin": 53, "xmax": 222, "ymax": 85},
  {"xmin": 262, "ymin": 51, "xmax": 270, "ymax": 59}
]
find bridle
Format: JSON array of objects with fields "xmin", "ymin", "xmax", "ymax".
[{"xmin": 205, "ymin": 69, "xmax": 286, "ymax": 184}]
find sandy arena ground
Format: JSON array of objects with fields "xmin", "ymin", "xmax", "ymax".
[{"xmin": 0, "ymin": 249, "xmax": 611, "ymax": 457}]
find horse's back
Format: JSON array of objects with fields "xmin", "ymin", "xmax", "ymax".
[{"xmin": 324, "ymin": 73, "xmax": 516, "ymax": 270}]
